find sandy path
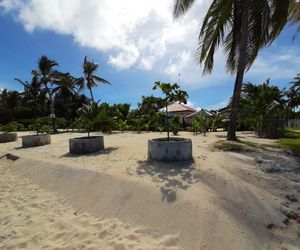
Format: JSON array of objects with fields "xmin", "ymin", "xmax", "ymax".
[
  {"xmin": 0, "ymin": 159, "xmax": 180, "ymax": 250},
  {"xmin": 0, "ymin": 131, "xmax": 300, "ymax": 249}
]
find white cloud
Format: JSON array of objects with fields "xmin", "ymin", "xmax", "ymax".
[
  {"xmin": 247, "ymin": 45, "xmax": 300, "ymax": 82},
  {"xmin": 1, "ymin": 0, "xmax": 299, "ymax": 89}
]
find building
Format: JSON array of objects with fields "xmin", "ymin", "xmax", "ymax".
[
  {"xmin": 185, "ymin": 109, "xmax": 214, "ymax": 127},
  {"xmin": 160, "ymin": 103, "xmax": 197, "ymax": 126}
]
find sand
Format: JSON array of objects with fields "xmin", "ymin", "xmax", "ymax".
[{"xmin": 0, "ymin": 131, "xmax": 300, "ymax": 249}]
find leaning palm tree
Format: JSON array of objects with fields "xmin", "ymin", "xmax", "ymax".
[
  {"xmin": 290, "ymin": 73, "xmax": 300, "ymax": 92},
  {"xmin": 32, "ymin": 56, "xmax": 59, "ymax": 130},
  {"xmin": 32, "ymin": 56, "xmax": 59, "ymax": 115},
  {"xmin": 289, "ymin": 0, "xmax": 300, "ymax": 33},
  {"xmin": 174, "ymin": 0, "xmax": 290, "ymax": 140},
  {"xmin": 52, "ymin": 72, "xmax": 82, "ymax": 101},
  {"xmin": 81, "ymin": 56, "xmax": 110, "ymax": 103}
]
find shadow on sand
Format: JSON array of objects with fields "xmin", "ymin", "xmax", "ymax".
[
  {"xmin": 60, "ymin": 147, "xmax": 119, "ymax": 158},
  {"xmin": 136, "ymin": 159, "xmax": 199, "ymax": 202}
]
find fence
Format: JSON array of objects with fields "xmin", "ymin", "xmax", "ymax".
[{"xmin": 286, "ymin": 119, "xmax": 300, "ymax": 129}]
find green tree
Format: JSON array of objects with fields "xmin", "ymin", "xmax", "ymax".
[
  {"xmin": 173, "ymin": 0, "xmax": 290, "ymax": 140},
  {"xmin": 153, "ymin": 81, "xmax": 188, "ymax": 139},
  {"xmin": 81, "ymin": 56, "xmax": 110, "ymax": 102},
  {"xmin": 193, "ymin": 114, "xmax": 206, "ymax": 135},
  {"xmin": 238, "ymin": 80, "xmax": 286, "ymax": 134},
  {"xmin": 171, "ymin": 115, "xmax": 180, "ymax": 135},
  {"xmin": 0, "ymin": 89, "xmax": 21, "ymax": 122},
  {"xmin": 32, "ymin": 56, "xmax": 60, "ymax": 130}
]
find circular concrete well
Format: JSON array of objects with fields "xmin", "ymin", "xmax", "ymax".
[
  {"xmin": 22, "ymin": 134, "xmax": 51, "ymax": 148},
  {"xmin": 69, "ymin": 136, "xmax": 104, "ymax": 154},
  {"xmin": 148, "ymin": 137, "xmax": 192, "ymax": 162},
  {"xmin": 0, "ymin": 132, "xmax": 17, "ymax": 143}
]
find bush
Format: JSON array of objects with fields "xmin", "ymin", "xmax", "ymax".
[
  {"xmin": 29, "ymin": 118, "xmax": 53, "ymax": 135},
  {"xmin": 0, "ymin": 122, "xmax": 24, "ymax": 132},
  {"xmin": 171, "ymin": 115, "xmax": 180, "ymax": 135}
]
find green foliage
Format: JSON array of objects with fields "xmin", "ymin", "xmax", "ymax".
[
  {"xmin": 116, "ymin": 120, "xmax": 128, "ymax": 133},
  {"xmin": 173, "ymin": 0, "xmax": 289, "ymax": 74},
  {"xmin": 279, "ymin": 130, "xmax": 300, "ymax": 157},
  {"xmin": 238, "ymin": 80, "xmax": 286, "ymax": 134},
  {"xmin": 78, "ymin": 102, "xmax": 115, "ymax": 135},
  {"xmin": 0, "ymin": 122, "xmax": 24, "ymax": 132},
  {"xmin": 94, "ymin": 111, "xmax": 114, "ymax": 133},
  {"xmin": 152, "ymin": 81, "xmax": 188, "ymax": 139},
  {"xmin": 171, "ymin": 115, "xmax": 180, "ymax": 135},
  {"xmin": 152, "ymin": 81, "xmax": 188, "ymax": 104},
  {"xmin": 192, "ymin": 114, "xmax": 206, "ymax": 135},
  {"xmin": 29, "ymin": 118, "xmax": 53, "ymax": 135},
  {"xmin": 211, "ymin": 116, "xmax": 223, "ymax": 131},
  {"xmin": 82, "ymin": 56, "xmax": 110, "ymax": 102}
]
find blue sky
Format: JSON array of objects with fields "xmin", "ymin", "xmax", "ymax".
[{"xmin": 0, "ymin": 0, "xmax": 299, "ymax": 110}]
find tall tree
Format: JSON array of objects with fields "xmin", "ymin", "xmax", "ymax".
[
  {"xmin": 173, "ymin": 0, "xmax": 290, "ymax": 140},
  {"xmin": 289, "ymin": 0, "xmax": 300, "ymax": 33},
  {"xmin": 81, "ymin": 56, "xmax": 110, "ymax": 102},
  {"xmin": 32, "ymin": 56, "xmax": 59, "ymax": 129}
]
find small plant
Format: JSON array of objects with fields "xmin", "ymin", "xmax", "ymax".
[
  {"xmin": 78, "ymin": 102, "xmax": 114, "ymax": 136},
  {"xmin": 193, "ymin": 114, "xmax": 206, "ymax": 135},
  {"xmin": 1, "ymin": 122, "xmax": 24, "ymax": 133},
  {"xmin": 29, "ymin": 118, "xmax": 52, "ymax": 135},
  {"xmin": 152, "ymin": 81, "xmax": 188, "ymax": 140},
  {"xmin": 94, "ymin": 111, "xmax": 114, "ymax": 134},
  {"xmin": 78, "ymin": 102, "xmax": 100, "ymax": 137},
  {"xmin": 116, "ymin": 120, "xmax": 128, "ymax": 133},
  {"xmin": 171, "ymin": 115, "xmax": 180, "ymax": 135}
]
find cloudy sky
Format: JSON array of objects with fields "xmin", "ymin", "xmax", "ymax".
[{"xmin": 0, "ymin": 0, "xmax": 299, "ymax": 109}]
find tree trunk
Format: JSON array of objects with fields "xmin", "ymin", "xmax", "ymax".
[
  {"xmin": 227, "ymin": 0, "xmax": 250, "ymax": 141},
  {"xmin": 49, "ymin": 92, "xmax": 56, "ymax": 132},
  {"xmin": 89, "ymin": 88, "xmax": 94, "ymax": 103},
  {"xmin": 166, "ymin": 97, "xmax": 169, "ymax": 140}
]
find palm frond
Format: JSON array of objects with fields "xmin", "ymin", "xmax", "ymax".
[{"xmin": 173, "ymin": 0, "xmax": 196, "ymax": 18}]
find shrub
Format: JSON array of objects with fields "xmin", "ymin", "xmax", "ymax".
[
  {"xmin": 171, "ymin": 115, "xmax": 180, "ymax": 135},
  {"xmin": 29, "ymin": 118, "xmax": 53, "ymax": 135},
  {"xmin": 0, "ymin": 122, "xmax": 24, "ymax": 132}
]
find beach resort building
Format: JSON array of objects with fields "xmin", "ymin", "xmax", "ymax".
[{"xmin": 161, "ymin": 102, "xmax": 214, "ymax": 128}]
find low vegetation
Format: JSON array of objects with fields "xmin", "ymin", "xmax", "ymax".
[{"xmin": 279, "ymin": 130, "xmax": 300, "ymax": 156}]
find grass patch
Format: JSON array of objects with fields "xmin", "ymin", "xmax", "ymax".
[
  {"xmin": 213, "ymin": 140, "xmax": 253, "ymax": 152},
  {"xmin": 279, "ymin": 129, "xmax": 300, "ymax": 156},
  {"xmin": 213, "ymin": 139, "xmax": 281, "ymax": 153},
  {"xmin": 240, "ymin": 140, "xmax": 281, "ymax": 149}
]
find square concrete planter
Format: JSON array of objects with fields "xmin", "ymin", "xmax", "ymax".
[
  {"xmin": 22, "ymin": 134, "xmax": 51, "ymax": 148},
  {"xmin": 0, "ymin": 132, "xmax": 18, "ymax": 143},
  {"xmin": 148, "ymin": 137, "xmax": 192, "ymax": 162},
  {"xmin": 69, "ymin": 136, "xmax": 104, "ymax": 154}
]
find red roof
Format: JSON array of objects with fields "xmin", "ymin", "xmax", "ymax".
[{"xmin": 166, "ymin": 103, "xmax": 197, "ymax": 112}]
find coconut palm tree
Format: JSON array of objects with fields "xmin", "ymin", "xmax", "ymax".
[
  {"xmin": 81, "ymin": 56, "xmax": 110, "ymax": 103},
  {"xmin": 290, "ymin": 73, "xmax": 300, "ymax": 92},
  {"xmin": 173, "ymin": 0, "xmax": 290, "ymax": 140},
  {"xmin": 32, "ymin": 56, "xmax": 59, "ymax": 118},
  {"xmin": 289, "ymin": 0, "xmax": 300, "ymax": 32},
  {"xmin": 53, "ymin": 72, "xmax": 82, "ymax": 101}
]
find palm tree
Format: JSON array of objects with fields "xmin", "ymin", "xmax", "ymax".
[
  {"xmin": 32, "ymin": 56, "xmax": 59, "ymax": 124},
  {"xmin": 173, "ymin": 0, "xmax": 290, "ymax": 140},
  {"xmin": 287, "ymin": 73, "xmax": 300, "ymax": 111},
  {"xmin": 81, "ymin": 56, "xmax": 110, "ymax": 103},
  {"xmin": 53, "ymin": 72, "xmax": 82, "ymax": 101},
  {"xmin": 290, "ymin": 73, "xmax": 300, "ymax": 92},
  {"xmin": 289, "ymin": 0, "xmax": 300, "ymax": 33}
]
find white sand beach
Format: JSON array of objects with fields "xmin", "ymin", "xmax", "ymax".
[{"xmin": 1, "ymin": 131, "xmax": 300, "ymax": 249}]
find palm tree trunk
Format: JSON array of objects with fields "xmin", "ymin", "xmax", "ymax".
[
  {"xmin": 166, "ymin": 97, "xmax": 169, "ymax": 140},
  {"xmin": 227, "ymin": 0, "xmax": 250, "ymax": 141},
  {"xmin": 89, "ymin": 88, "xmax": 94, "ymax": 103},
  {"xmin": 49, "ymin": 92, "xmax": 56, "ymax": 132}
]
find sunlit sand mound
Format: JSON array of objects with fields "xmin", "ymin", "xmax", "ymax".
[{"xmin": 0, "ymin": 150, "xmax": 292, "ymax": 250}]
